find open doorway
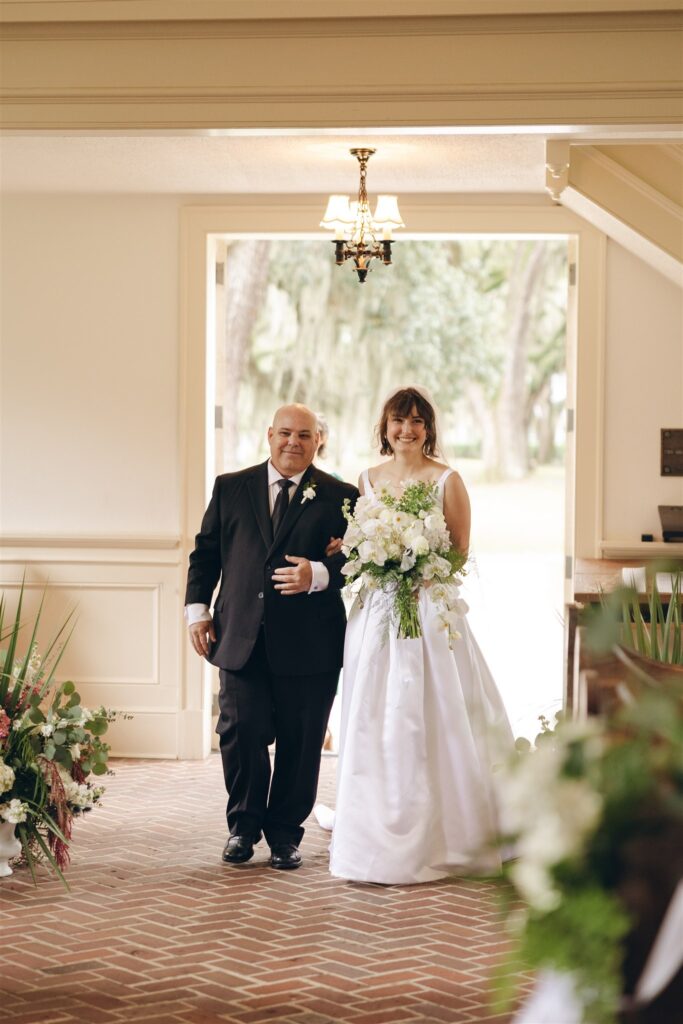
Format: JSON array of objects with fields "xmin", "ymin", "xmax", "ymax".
[{"xmin": 210, "ymin": 236, "xmax": 570, "ymax": 741}]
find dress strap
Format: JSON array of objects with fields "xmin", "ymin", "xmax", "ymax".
[{"xmin": 437, "ymin": 468, "xmax": 454, "ymax": 490}]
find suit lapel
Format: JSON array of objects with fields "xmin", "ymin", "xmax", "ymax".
[
  {"xmin": 268, "ymin": 464, "xmax": 316, "ymax": 556},
  {"xmin": 247, "ymin": 461, "xmax": 273, "ymax": 549}
]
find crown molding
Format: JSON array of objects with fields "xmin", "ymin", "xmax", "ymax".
[
  {"xmin": 2, "ymin": 9, "xmax": 681, "ymax": 129},
  {"xmin": 2, "ymin": 1, "xmax": 682, "ymax": 25}
]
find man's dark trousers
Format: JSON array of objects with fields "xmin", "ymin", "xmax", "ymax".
[{"xmin": 217, "ymin": 628, "xmax": 337, "ymax": 846}]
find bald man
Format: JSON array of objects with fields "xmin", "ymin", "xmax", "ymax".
[{"xmin": 185, "ymin": 405, "xmax": 358, "ymax": 870}]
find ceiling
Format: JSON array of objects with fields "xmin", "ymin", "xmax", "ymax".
[{"xmin": 0, "ymin": 132, "xmax": 549, "ymax": 194}]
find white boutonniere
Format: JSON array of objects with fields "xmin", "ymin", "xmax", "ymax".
[{"xmin": 301, "ymin": 481, "xmax": 317, "ymax": 504}]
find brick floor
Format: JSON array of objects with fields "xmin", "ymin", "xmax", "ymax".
[{"xmin": 0, "ymin": 755, "xmax": 532, "ymax": 1024}]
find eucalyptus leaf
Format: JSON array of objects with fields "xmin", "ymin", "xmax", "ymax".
[{"xmin": 92, "ymin": 762, "xmax": 107, "ymax": 776}]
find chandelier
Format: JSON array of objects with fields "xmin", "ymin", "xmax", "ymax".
[{"xmin": 320, "ymin": 148, "xmax": 404, "ymax": 283}]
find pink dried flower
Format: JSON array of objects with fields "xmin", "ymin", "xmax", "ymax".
[{"xmin": 0, "ymin": 709, "xmax": 9, "ymax": 741}]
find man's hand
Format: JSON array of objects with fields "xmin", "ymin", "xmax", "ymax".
[
  {"xmin": 189, "ymin": 618, "xmax": 216, "ymax": 657},
  {"xmin": 325, "ymin": 536, "xmax": 343, "ymax": 556},
  {"xmin": 272, "ymin": 555, "xmax": 313, "ymax": 595}
]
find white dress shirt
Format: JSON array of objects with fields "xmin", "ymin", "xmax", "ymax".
[{"xmin": 185, "ymin": 461, "xmax": 330, "ymax": 626}]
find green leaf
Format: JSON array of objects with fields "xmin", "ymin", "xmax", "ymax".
[
  {"xmin": 43, "ymin": 740, "xmax": 55, "ymax": 760},
  {"xmin": 86, "ymin": 718, "xmax": 108, "ymax": 737},
  {"xmin": 62, "ymin": 681, "xmax": 75, "ymax": 696},
  {"xmin": 92, "ymin": 762, "xmax": 107, "ymax": 776},
  {"xmin": 53, "ymin": 730, "xmax": 66, "ymax": 745},
  {"xmin": 28, "ymin": 705, "xmax": 45, "ymax": 724}
]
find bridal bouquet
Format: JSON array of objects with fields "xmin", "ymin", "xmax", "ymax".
[
  {"xmin": 0, "ymin": 583, "xmax": 124, "ymax": 885},
  {"xmin": 340, "ymin": 480, "xmax": 467, "ymax": 641}
]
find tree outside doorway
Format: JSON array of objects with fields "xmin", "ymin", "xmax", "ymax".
[{"xmin": 214, "ymin": 237, "xmax": 568, "ymax": 739}]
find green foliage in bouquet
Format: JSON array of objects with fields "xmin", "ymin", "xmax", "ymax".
[{"xmin": 0, "ymin": 582, "xmax": 124, "ymax": 886}]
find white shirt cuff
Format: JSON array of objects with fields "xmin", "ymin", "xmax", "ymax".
[
  {"xmin": 308, "ymin": 561, "xmax": 330, "ymax": 594},
  {"xmin": 185, "ymin": 603, "xmax": 212, "ymax": 626}
]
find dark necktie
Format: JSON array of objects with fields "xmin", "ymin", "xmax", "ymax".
[{"xmin": 272, "ymin": 478, "xmax": 292, "ymax": 536}]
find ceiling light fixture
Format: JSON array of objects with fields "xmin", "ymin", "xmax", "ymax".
[{"xmin": 320, "ymin": 148, "xmax": 404, "ymax": 283}]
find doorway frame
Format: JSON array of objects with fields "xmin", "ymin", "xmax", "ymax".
[{"xmin": 179, "ymin": 198, "xmax": 605, "ymax": 757}]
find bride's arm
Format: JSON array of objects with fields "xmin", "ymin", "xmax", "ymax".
[
  {"xmin": 443, "ymin": 472, "xmax": 471, "ymax": 554},
  {"xmin": 358, "ymin": 472, "xmax": 365, "ymax": 496}
]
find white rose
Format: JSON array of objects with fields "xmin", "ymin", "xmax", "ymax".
[{"xmin": 411, "ymin": 536, "xmax": 430, "ymax": 557}]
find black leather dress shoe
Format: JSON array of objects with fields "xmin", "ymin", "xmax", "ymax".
[
  {"xmin": 222, "ymin": 835, "xmax": 256, "ymax": 864},
  {"xmin": 269, "ymin": 843, "xmax": 302, "ymax": 870}
]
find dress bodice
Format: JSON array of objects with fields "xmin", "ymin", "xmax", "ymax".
[{"xmin": 362, "ymin": 467, "xmax": 453, "ymax": 507}]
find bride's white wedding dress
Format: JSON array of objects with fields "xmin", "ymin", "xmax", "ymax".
[{"xmin": 328, "ymin": 468, "xmax": 514, "ymax": 885}]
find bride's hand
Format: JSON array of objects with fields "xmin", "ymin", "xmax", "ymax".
[{"xmin": 325, "ymin": 536, "xmax": 343, "ymax": 557}]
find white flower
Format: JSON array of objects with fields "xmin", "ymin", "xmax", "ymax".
[
  {"xmin": 511, "ymin": 860, "xmax": 561, "ymax": 913},
  {"xmin": 40, "ymin": 723, "xmax": 54, "ymax": 738},
  {"xmin": 301, "ymin": 484, "xmax": 316, "ymax": 504},
  {"xmin": 411, "ymin": 536, "xmax": 430, "ymax": 557},
  {"xmin": 0, "ymin": 760, "xmax": 15, "ymax": 796},
  {"xmin": 361, "ymin": 519, "xmax": 385, "ymax": 538},
  {"xmin": 70, "ymin": 744, "xmax": 82, "ymax": 761},
  {"xmin": 0, "ymin": 798, "xmax": 28, "ymax": 824},
  {"xmin": 400, "ymin": 551, "xmax": 416, "ymax": 572}
]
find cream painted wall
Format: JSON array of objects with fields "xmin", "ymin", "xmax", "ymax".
[
  {"xmin": 603, "ymin": 240, "xmax": 683, "ymax": 544},
  {"xmin": 0, "ymin": 194, "xmax": 188, "ymax": 757},
  {"xmin": 0, "ymin": 195, "xmax": 180, "ymax": 538}
]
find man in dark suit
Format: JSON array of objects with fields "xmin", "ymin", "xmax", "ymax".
[{"xmin": 185, "ymin": 404, "xmax": 358, "ymax": 870}]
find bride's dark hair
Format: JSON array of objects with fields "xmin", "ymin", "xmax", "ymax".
[{"xmin": 377, "ymin": 387, "xmax": 438, "ymax": 457}]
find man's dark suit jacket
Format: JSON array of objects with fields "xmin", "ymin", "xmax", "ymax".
[{"xmin": 185, "ymin": 461, "xmax": 359, "ymax": 675}]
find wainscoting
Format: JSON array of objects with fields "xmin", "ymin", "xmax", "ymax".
[{"xmin": 0, "ymin": 536, "xmax": 200, "ymax": 759}]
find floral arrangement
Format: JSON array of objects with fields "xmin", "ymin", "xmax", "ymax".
[
  {"xmin": 340, "ymin": 479, "xmax": 467, "ymax": 641},
  {"xmin": 0, "ymin": 584, "xmax": 123, "ymax": 884},
  {"xmin": 494, "ymin": 672, "xmax": 683, "ymax": 1022}
]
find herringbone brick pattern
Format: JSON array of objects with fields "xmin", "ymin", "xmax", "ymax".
[{"xmin": 0, "ymin": 756, "xmax": 531, "ymax": 1024}]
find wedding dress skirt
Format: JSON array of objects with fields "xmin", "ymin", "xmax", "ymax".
[{"xmin": 329, "ymin": 586, "xmax": 515, "ymax": 885}]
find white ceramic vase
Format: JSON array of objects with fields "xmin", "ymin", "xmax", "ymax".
[{"xmin": 0, "ymin": 819, "xmax": 22, "ymax": 877}]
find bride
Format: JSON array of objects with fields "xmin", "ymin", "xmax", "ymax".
[{"xmin": 325, "ymin": 385, "xmax": 514, "ymax": 885}]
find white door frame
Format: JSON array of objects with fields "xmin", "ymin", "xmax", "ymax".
[{"xmin": 179, "ymin": 198, "xmax": 606, "ymax": 757}]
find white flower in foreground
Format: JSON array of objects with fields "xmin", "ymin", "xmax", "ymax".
[
  {"xmin": 511, "ymin": 859, "xmax": 561, "ymax": 913},
  {"xmin": 70, "ymin": 744, "xmax": 82, "ymax": 762},
  {"xmin": 40, "ymin": 723, "xmax": 54, "ymax": 738},
  {"xmin": 1, "ymin": 798, "xmax": 28, "ymax": 824},
  {"xmin": 0, "ymin": 760, "xmax": 15, "ymax": 796}
]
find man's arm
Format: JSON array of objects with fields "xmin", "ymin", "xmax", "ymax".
[
  {"xmin": 185, "ymin": 477, "xmax": 222, "ymax": 606},
  {"xmin": 185, "ymin": 478, "xmax": 222, "ymax": 656}
]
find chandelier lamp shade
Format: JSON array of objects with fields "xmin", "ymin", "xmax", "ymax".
[{"xmin": 320, "ymin": 148, "xmax": 404, "ymax": 283}]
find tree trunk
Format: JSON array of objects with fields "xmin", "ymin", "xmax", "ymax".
[
  {"xmin": 496, "ymin": 241, "xmax": 547, "ymax": 480},
  {"xmin": 222, "ymin": 240, "xmax": 271, "ymax": 470},
  {"xmin": 466, "ymin": 381, "xmax": 500, "ymax": 478}
]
